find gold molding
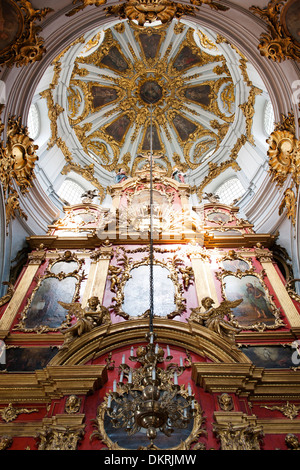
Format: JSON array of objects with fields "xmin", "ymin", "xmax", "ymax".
[
  {"xmin": 0, "ymin": 0, "xmax": 52, "ymax": 68},
  {"xmin": 0, "ymin": 365, "xmax": 107, "ymax": 402},
  {"xmin": 106, "ymin": 1, "xmax": 229, "ymax": 26},
  {"xmin": 250, "ymin": 0, "xmax": 300, "ymax": 62},
  {"xmin": 192, "ymin": 362, "xmax": 300, "ymax": 398},
  {"xmin": 66, "ymin": 0, "xmax": 107, "ymax": 17}
]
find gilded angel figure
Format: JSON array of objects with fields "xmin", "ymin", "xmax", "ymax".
[
  {"xmin": 189, "ymin": 296, "xmax": 242, "ymax": 344},
  {"xmin": 58, "ymin": 296, "xmax": 111, "ymax": 348}
]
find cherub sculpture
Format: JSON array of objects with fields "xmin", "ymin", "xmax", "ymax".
[
  {"xmin": 189, "ymin": 296, "xmax": 242, "ymax": 344},
  {"xmin": 58, "ymin": 296, "xmax": 111, "ymax": 348}
]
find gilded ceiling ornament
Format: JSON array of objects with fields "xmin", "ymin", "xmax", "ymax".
[
  {"xmin": 0, "ymin": 115, "xmax": 38, "ymax": 226},
  {"xmin": 250, "ymin": 0, "xmax": 300, "ymax": 62},
  {"xmin": 66, "ymin": 0, "xmax": 107, "ymax": 17},
  {"xmin": 0, "ymin": 0, "xmax": 52, "ymax": 68},
  {"xmin": 106, "ymin": 0, "xmax": 229, "ymax": 26},
  {"xmin": 267, "ymin": 112, "xmax": 300, "ymax": 225},
  {"xmin": 0, "ymin": 403, "xmax": 38, "ymax": 422}
]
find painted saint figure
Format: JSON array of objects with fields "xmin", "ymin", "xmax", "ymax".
[
  {"xmin": 115, "ymin": 168, "xmax": 128, "ymax": 184},
  {"xmin": 172, "ymin": 167, "xmax": 185, "ymax": 183},
  {"xmin": 245, "ymin": 282, "xmax": 273, "ymax": 319}
]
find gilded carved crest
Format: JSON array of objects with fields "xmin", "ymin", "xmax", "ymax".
[
  {"xmin": 0, "ymin": 0, "xmax": 52, "ymax": 68},
  {"xmin": 0, "ymin": 115, "xmax": 38, "ymax": 226},
  {"xmin": 267, "ymin": 112, "xmax": 300, "ymax": 225}
]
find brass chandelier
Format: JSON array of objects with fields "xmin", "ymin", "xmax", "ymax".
[{"xmin": 105, "ymin": 105, "xmax": 196, "ymax": 443}]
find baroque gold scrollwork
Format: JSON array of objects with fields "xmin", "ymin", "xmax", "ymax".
[
  {"xmin": 0, "ymin": 0, "xmax": 52, "ymax": 68},
  {"xmin": 108, "ymin": 251, "xmax": 188, "ymax": 320},
  {"xmin": 267, "ymin": 112, "xmax": 300, "ymax": 225},
  {"xmin": 250, "ymin": 0, "xmax": 300, "ymax": 62},
  {"xmin": 0, "ymin": 115, "xmax": 38, "ymax": 226}
]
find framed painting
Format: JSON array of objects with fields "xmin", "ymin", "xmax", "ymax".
[
  {"xmin": 220, "ymin": 273, "xmax": 283, "ymax": 329},
  {"xmin": 16, "ymin": 272, "xmax": 82, "ymax": 332},
  {"xmin": 241, "ymin": 345, "xmax": 295, "ymax": 369},
  {"xmin": 2, "ymin": 347, "xmax": 58, "ymax": 372},
  {"xmin": 0, "ymin": 0, "xmax": 23, "ymax": 55}
]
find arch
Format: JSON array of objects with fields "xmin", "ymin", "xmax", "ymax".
[{"xmin": 49, "ymin": 318, "xmax": 252, "ymax": 366}]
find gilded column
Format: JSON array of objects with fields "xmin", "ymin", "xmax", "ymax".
[
  {"xmin": 190, "ymin": 251, "xmax": 219, "ymax": 307},
  {"xmin": 82, "ymin": 244, "xmax": 113, "ymax": 306},
  {"xmin": 0, "ymin": 247, "xmax": 46, "ymax": 337},
  {"xmin": 256, "ymin": 249, "xmax": 300, "ymax": 330}
]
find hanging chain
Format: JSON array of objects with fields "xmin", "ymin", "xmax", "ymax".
[{"xmin": 149, "ymin": 104, "xmax": 154, "ymax": 334}]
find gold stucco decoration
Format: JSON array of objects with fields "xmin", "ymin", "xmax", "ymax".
[
  {"xmin": 267, "ymin": 112, "xmax": 300, "ymax": 225},
  {"xmin": 0, "ymin": 115, "xmax": 38, "ymax": 226},
  {"xmin": 0, "ymin": 0, "xmax": 52, "ymax": 68},
  {"xmin": 250, "ymin": 0, "xmax": 300, "ymax": 62}
]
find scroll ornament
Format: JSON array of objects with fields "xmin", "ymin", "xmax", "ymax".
[
  {"xmin": 250, "ymin": 0, "xmax": 300, "ymax": 63},
  {"xmin": 0, "ymin": 1, "xmax": 52, "ymax": 68},
  {"xmin": 0, "ymin": 116, "xmax": 38, "ymax": 226},
  {"xmin": 267, "ymin": 112, "xmax": 300, "ymax": 226}
]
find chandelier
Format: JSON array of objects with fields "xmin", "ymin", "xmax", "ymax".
[
  {"xmin": 104, "ymin": 105, "xmax": 197, "ymax": 444},
  {"xmin": 106, "ymin": 333, "xmax": 196, "ymax": 442}
]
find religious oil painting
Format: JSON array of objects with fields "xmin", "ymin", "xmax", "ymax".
[
  {"xmin": 1, "ymin": 347, "xmax": 58, "ymax": 372},
  {"xmin": 105, "ymin": 114, "xmax": 131, "ymax": 143},
  {"xmin": 173, "ymin": 45, "xmax": 202, "ymax": 71},
  {"xmin": 0, "ymin": 0, "xmax": 23, "ymax": 53},
  {"xmin": 172, "ymin": 114, "xmax": 197, "ymax": 141},
  {"xmin": 122, "ymin": 265, "xmax": 175, "ymax": 318},
  {"xmin": 138, "ymin": 32, "xmax": 162, "ymax": 60},
  {"xmin": 142, "ymin": 124, "xmax": 162, "ymax": 151},
  {"xmin": 222, "ymin": 258, "xmax": 250, "ymax": 272},
  {"xmin": 24, "ymin": 276, "xmax": 78, "ymax": 329},
  {"xmin": 100, "ymin": 46, "xmax": 128, "ymax": 72},
  {"xmin": 222, "ymin": 274, "xmax": 276, "ymax": 327},
  {"xmin": 91, "ymin": 86, "xmax": 118, "ymax": 110},
  {"xmin": 184, "ymin": 85, "xmax": 211, "ymax": 108},
  {"xmin": 241, "ymin": 345, "xmax": 295, "ymax": 369},
  {"xmin": 282, "ymin": 0, "xmax": 300, "ymax": 45}
]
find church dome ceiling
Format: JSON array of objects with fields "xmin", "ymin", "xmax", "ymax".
[{"xmin": 33, "ymin": 17, "xmax": 271, "ymax": 201}]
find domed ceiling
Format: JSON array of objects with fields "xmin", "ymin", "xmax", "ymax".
[{"xmin": 36, "ymin": 18, "xmax": 266, "ymax": 200}]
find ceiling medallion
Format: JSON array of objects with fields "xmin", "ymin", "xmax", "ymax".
[
  {"xmin": 250, "ymin": 0, "xmax": 300, "ymax": 62},
  {"xmin": 0, "ymin": 0, "xmax": 52, "ymax": 68},
  {"xmin": 106, "ymin": 0, "xmax": 229, "ymax": 26}
]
